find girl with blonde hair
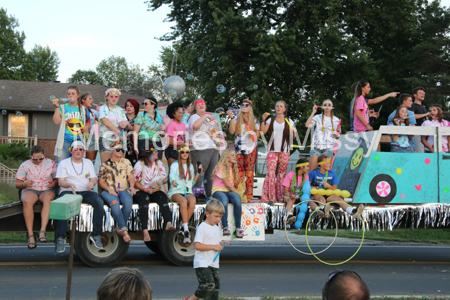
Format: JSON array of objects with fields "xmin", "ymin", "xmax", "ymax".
[
  {"xmin": 227, "ymin": 99, "xmax": 260, "ymax": 200},
  {"xmin": 211, "ymin": 149, "xmax": 243, "ymax": 237}
]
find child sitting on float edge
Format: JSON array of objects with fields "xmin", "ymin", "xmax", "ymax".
[
  {"xmin": 185, "ymin": 199, "xmax": 230, "ymax": 300},
  {"xmin": 308, "ymin": 155, "xmax": 364, "ymax": 219}
]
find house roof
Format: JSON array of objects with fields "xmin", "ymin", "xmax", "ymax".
[{"xmin": 0, "ymin": 80, "xmax": 150, "ymax": 113}]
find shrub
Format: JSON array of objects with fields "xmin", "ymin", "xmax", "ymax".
[{"xmin": 0, "ymin": 142, "xmax": 30, "ymax": 161}]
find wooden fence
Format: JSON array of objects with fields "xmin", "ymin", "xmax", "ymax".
[{"xmin": 0, "ymin": 162, "xmax": 17, "ymax": 187}]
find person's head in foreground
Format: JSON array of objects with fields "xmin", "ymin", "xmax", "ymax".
[
  {"xmin": 97, "ymin": 267, "xmax": 152, "ymax": 300},
  {"xmin": 322, "ymin": 270, "xmax": 370, "ymax": 300},
  {"xmin": 205, "ymin": 198, "xmax": 225, "ymax": 226}
]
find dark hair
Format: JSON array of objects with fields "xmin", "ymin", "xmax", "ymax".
[
  {"xmin": 166, "ymin": 102, "xmax": 184, "ymax": 120},
  {"xmin": 393, "ymin": 106, "xmax": 410, "ymax": 126},
  {"xmin": 267, "ymin": 100, "xmax": 290, "ymax": 151},
  {"xmin": 399, "ymin": 94, "xmax": 412, "ymax": 106},
  {"xmin": 430, "ymin": 104, "xmax": 443, "ymax": 122},
  {"xmin": 146, "ymin": 97, "xmax": 158, "ymax": 107},
  {"xmin": 295, "ymin": 158, "xmax": 309, "ymax": 172},
  {"xmin": 125, "ymin": 98, "xmax": 140, "ymax": 116},
  {"xmin": 412, "ymin": 87, "xmax": 424, "ymax": 98},
  {"xmin": 97, "ymin": 267, "xmax": 152, "ymax": 300},
  {"xmin": 351, "ymin": 80, "xmax": 369, "ymax": 118},
  {"xmin": 322, "ymin": 270, "xmax": 370, "ymax": 300},
  {"xmin": 30, "ymin": 145, "xmax": 44, "ymax": 156}
]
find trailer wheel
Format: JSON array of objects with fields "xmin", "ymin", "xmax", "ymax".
[
  {"xmin": 159, "ymin": 226, "xmax": 196, "ymax": 266},
  {"xmin": 145, "ymin": 240, "xmax": 161, "ymax": 254},
  {"xmin": 74, "ymin": 231, "xmax": 129, "ymax": 268},
  {"xmin": 369, "ymin": 174, "xmax": 397, "ymax": 204}
]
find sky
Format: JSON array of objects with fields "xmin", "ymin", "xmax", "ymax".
[
  {"xmin": 3, "ymin": 0, "xmax": 450, "ymax": 83},
  {"xmin": 2, "ymin": 0, "xmax": 174, "ymax": 82}
]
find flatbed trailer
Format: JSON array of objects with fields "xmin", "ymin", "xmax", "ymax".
[{"xmin": 1, "ymin": 127, "xmax": 449, "ymax": 267}]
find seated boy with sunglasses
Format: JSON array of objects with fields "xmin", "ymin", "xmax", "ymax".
[{"xmin": 55, "ymin": 140, "xmax": 105, "ymax": 253}]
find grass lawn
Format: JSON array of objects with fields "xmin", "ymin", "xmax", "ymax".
[
  {"xmin": 0, "ymin": 181, "xmax": 18, "ymax": 205},
  {"xmin": 294, "ymin": 228, "xmax": 450, "ymax": 244}
]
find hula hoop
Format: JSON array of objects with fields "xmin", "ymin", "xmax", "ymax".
[
  {"xmin": 305, "ymin": 200, "xmax": 365, "ymax": 265},
  {"xmin": 284, "ymin": 200, "xmax": 338, "ymax": 256}
]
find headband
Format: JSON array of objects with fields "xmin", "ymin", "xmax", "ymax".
[
  {"xmin": 194, "ymin": 99, "xmax": 206, "ymax": 106},
  {"xmin": 149, "ymin": 98, "xmax": 158, "ymax": 106},
  {"xmin": 296, "ymin": 162, "xmax": 309, "ymax": 168},
  {"xmin": 70, "ymin": 141, "xmax": 85, "ymax": 150},
  {"xmin": 178, "ymin": 146, "xmax": 190, "ymax": 152},
  {"xmin": 105, "ymin": 88, "xmax": 121, "ymax": 96},
  {"xmin": 318, "ymin": 158, "xmax": 332, "ymax": 165},
  {"xmin": 243, "ymin": 99, "xmax": 253, "ymax": 106}
]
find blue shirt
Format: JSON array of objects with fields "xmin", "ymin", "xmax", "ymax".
[
  {"xmin": 308, "ymin": 169, "xmax": 339, "ymax": 188},
  {"xmin": 349, "ymin": 98, "xmax": 369, "ymax": 131}
]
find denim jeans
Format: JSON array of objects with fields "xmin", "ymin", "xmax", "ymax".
[
  {"xmin": 391, "ymin": 145, "xmax": 414, "ymax": 153},
  {"xmin": 56, "ymin": 141, "xmax": 72, "ymax": 164},
  {"xmin": 57, "ymin": 190, "xmax": 104, "ymax": 238},
  {"xmin": 100, "ymin": 190, "xmax": 133, "ymax": 230},
  {"xmin": 212, "ymin": 191, "xmax": 242, "ymax": 228}
]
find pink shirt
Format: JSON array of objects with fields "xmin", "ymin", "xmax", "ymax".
[
  {"xmin": 353, "ymin": 96, "xmax": 369, "ymax": 133},
  {"xmin": 282, "ymin": 171, "xmax": 309, "ymax": 190},
  {"xmin": 166, "ymin": 120, "xmax": 186, "ymax": 148},
  {"xmin": 422, "ymin": 119, "xmax": 450, "ymax": 152},
  {"xmin": 15, "ymin": 158, "xmax": 57, "ymax": 191},
  {"xmin": 212, "ymin": 165, "xmax": 234, "ymax": 194}
]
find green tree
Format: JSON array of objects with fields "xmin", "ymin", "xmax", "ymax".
[
  {"xmin": 0, "ymin": 8, "xmax": 26, "ymax": 80},
  {"xmin": 149, "ymin": 0, "xmax": 450, "ymax": 135},
  {"xmin": 68, "ymin": 69, "xmax": 104, "ymax": 85},
  {"xmin": 22, "ymin": 44, "xmax": 60, "ymax": 82}
]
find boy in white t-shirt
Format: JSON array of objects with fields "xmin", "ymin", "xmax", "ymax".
[{"xmin": 185, "ymin": 199, "xmax": 229, "ymax": 300}]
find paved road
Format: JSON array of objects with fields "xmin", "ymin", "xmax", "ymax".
[{"xmin": 1, "ymin": 232, "xmax": 450, "ymax": 300}]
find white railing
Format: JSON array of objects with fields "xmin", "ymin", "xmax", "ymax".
[
  {"xmin": 0, "ymin": 163, "xmax": 17, "ymax": 187},
  {"xmin": 0, "ymin": 136, "xmax": 38, "ymax": 147}
]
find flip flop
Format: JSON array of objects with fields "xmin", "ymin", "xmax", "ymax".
[
  {"xmin": 38, "ymin": 230, "xmax": 47, "ymax": 243},
  {"xmin": 27, "ymin": 234, "xmax": 37, "ymax": 250}
]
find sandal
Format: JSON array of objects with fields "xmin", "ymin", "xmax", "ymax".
[
  {"xmin": 235, "ymin": 228, "xmax": 244, "ymax": 238},
  {"xmin": 223, "ymin": 227, "xmax": 231, "ymax": 236},
  {"xmin": 38, "ymin": 230, "xmax": 47, "ymax": 243},
  {"xmin": 27, "ymin": 234, "xmax": 37, "ymax": 250},
  {"xmin": 119, "ymin": 229, "xmax": 132, "ymax": 243}
]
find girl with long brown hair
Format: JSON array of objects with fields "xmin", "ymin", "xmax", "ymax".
[
  {"xmin": 260, "ymin": 100, "xmax": 296, "ymax": 202},
  {"xmin": 421, "ymin": 104, "xmax": 450, "ymax": 153},
  {"xmin": 168, "ymin": 147, "xmax": 203, "ymax": 243},
  {"xmin": 228, "ymin": 99, "xmax": 260, "ymax": 200}
]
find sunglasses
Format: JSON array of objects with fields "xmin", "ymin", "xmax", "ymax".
[
  {"xmin": 67, "ymin": 85, "xmax": 77, "ymax": 89},
  {"xmin": 67, "ymin": 123, "xmax": 82, "ymax": 128},
  {"xmin": 32, "ymin": 156, "xmax": 45, "ymax": 161},
  {"xmin": 73, "ymin": 148, "xmax": 85, "ymax": 152},
  {"xmin": 114, "ymin": 148, "xmax": 125, "ymax": 153},
  {"xmin": 240, "ymin": 103, "xmax": 251, "ymax": 108},
  {"xmin": 180, "ymin": 151, "xmax": 190, "ymax": 154},
  {"xmin": 230, "ymin": 153, "xmax": 237, "ymax": 157},
  {"xmin": 109, "ymin": 95, "xmax": 119, "ymax": 99}
]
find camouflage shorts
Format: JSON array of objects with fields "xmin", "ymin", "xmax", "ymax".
[{"xmin": 194, "ymin": 267, "xmax": 220, "ymax": 300}]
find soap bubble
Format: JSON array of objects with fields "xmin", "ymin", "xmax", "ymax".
[
  {"xmin": 124, "ymin": 86, "xmax": 130, "ymax": 92},
  {"xmin": 38, "ymin": 105, "xmax": 42, "ymax": 109},
  {"xmin": 216, "ymin": 85, "xmax": 226, "ymax": 93},
  {"xmin": 1, "ymin": 110, "xmax": 6, "ymax": 115},
  {"xmin": 253, "ymin": 84, "xmax": 258, "ymax": 89},
  {"xmin": 1, "ymin": 86, "xmax": 5, "ymax": 90},
  {"xmin": 168, "ymin": 90, "xmax": 178, "ymax": 98},
  {"xmin": 16, "ymin": 112, "xmax": 22, "ymax": 117},
  {"xmin": 203, "ymin": 180, "xmax": 207, "ymax": 184},
  {"xmin": 212, "ymin": 71, "xmax": 217, "ymax": 77},
  {"xmin": 187, "ymin": 74, "xmax": 194, "ymax": 80},
  {"xmin": 33, "ymin": 57, "xmax": 38, "ymax": 62},
  {"xmin": 198, "ymin": 57, "xmax": 203, "ymax": 62},
  {"xmin": 49, "ymin": 81, "xmax": 53, "ymax": 85},
  {"xmin": 50, "ymin": 95, "xmax": 56, "ymax": 101},
  {"xmin": 215, "ymin": 107, "xmax": 225, "ymax": 115},
  {"xmin": 8, "ymin": 96, "xmax": 12, "ymax": 99}
]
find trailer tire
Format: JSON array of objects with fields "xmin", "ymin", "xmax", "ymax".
[
  {"xmin": 74, "ymin": 231, "xmax": 129, "ymax": 268},
  {"xmin": 145, "ymin": 240, "xmax": 161, "ymax": 255},
  {"xmin": 159, "ymin": 226, "xmax": 196, "ymax": 266}
]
